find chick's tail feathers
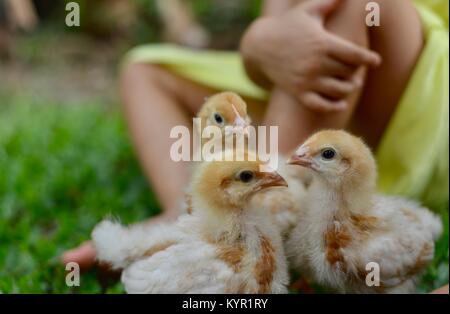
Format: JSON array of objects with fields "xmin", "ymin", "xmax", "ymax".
[
  {"xmin": 430, "ymin": 213, "xmax": 443, "ymax": 242},
  {"xmin": 416, "ymin": 207, "xmax": 444, "ymax": 241},
  {"xmin": 91, "ymin": 220, "xmax": 179, "ymax": 269}
]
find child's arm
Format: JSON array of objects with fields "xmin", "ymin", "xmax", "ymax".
[{"xmin": 240, "ymin": 0, "xmax": 380, "ymax": 112}]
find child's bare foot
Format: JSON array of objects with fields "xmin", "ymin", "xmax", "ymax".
[
  {"xmin": 431, "ymin": 284, "xmax": 449, "ymax": 294},
  {"xmin": 61, "ymin": 241, "xmax": 97, "ymax": 270},
  {"xmin": 61, "ymin": 211, "xmax": 179, "ymax": 270}
]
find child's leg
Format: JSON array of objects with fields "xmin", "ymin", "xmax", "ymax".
[
  {"xmin": 264, "ymin": 0, "xmax": 423, "ymax": 153},
  {"xmin": 351, "ymin": 0, "xmax": 423, "ymax": 148},
  {"xmin": 120, "ymin": 63, "xmax": 215, "ymax": 216}
]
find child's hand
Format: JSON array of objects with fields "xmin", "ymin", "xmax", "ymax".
[{"xmin": 241, "ymin": 0, "xmax": 381, "ymax": 113}]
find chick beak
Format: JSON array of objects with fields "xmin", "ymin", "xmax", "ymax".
[
  {"xmin": 287, "ymin": 154, "xmax": 313, "ymax": 168},
  {"xmin": 257, "ymin": 172, "xmax": 288, "ymax": 190},
  {"xmin": 232, "ymin": 116, "xmax": 250, "ymax": 136},
  {"xmin": 231, "ymin": 104, "xmax": 250, "ymax": 136}
]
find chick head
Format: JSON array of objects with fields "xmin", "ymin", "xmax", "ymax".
[
  {"xmin": 197, "ymin": 92, "xmax": 251, "ymax": 136},
  {"xmin": 192, "ymin": 150, "xmax": 287, "ymax": 211},
  {"xmin": 288, "ymin": 130, "xmax": 376, "ymax": 190}
]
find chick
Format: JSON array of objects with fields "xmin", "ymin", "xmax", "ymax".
[
  {"xmin": 92, "ymin": 150, "xmax": 290, "ymax": 293},
  {"xmin": 196, "ymin": 91, "xmax": 251, "ymax": 145},
  {"xmin": 286, "ymin": 130, "xmax": 442, "ymax": 293}
]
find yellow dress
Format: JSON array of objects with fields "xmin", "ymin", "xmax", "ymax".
[{"xmin": 124, "ymin": 0, "xmax": 449, "ymax": 212}]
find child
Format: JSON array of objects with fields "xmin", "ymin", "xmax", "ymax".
[{"xmin": 63, "ymin": 0, "xmax": 448, "ymax": 293}]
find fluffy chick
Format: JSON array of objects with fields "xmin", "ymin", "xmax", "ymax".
[
  {"xmin": 92, "ymin": 150, "xmax": 289, "ymax": 293},
  {"xmin": 196, "ymin": 91, "xmax": 251, "ymax": 143},
  {"xmin": 286, "ymin": 130, "xmax": 442, "ymax": 293}
]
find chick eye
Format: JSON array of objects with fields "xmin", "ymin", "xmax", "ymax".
[
  {"xmin": 214, "ymin": 113, "xmax": 224, "ymax": 124},
  {"xmin": 321, "ymin": 148, "xmax": 336, "ymax": 160},
  {"xmin": 238, "ymin": 170, "xmax": 254, "ymax": 183}
]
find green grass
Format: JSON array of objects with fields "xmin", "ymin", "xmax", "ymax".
[
  {"xmin": 418, "ymin": 210, "xmax": 449, "ymax": 292},
  {"xmin": 0, "ymin": 98, "xmax": 160, "ymax": 293},
  {"xmin": 0, "ymin": 97, "xmax": 448, "ymax": 293}
]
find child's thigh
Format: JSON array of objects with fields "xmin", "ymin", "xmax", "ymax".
[
  {"xmin": 120, "ymin": 62, "xmax": 214, "ymax": 115},
  {"xmin": 121, "ymin": 62, "xmax": 266, "ymax": 120}
]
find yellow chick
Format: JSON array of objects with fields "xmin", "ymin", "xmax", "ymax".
[
  {"xmin": 196, "ymin": 91, "xmax": 251, "ymax": 145},
  {"xmin": 286, "ymin": 130, "xmax": 442, "ymax": 293},
  {"xmin": 92, "ymin": 150, "xmax": 289, "ymax": 293}
]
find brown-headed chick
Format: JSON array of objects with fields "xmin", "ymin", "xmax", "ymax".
[
  {"xmin": 92, "ymin": 149, "xmax": 289, "ymax": 293},
  {"xmin": 286, "ymin": 130, "xmax": 442, "ymax": 293}
]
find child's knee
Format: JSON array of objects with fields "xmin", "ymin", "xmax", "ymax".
[{"xmin": 120, "ymin": 62, "xmax": 164, "ymax": 89}]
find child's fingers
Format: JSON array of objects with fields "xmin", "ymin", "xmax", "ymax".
[
  {"xmin": 322, "ymin": 57, "xmax": 355, "ymax": 79},
  {"xmin": 326, "ymin": 34, "xmax": 382, "ymax": 67},
  {"xmin": 302, "ymin": 0, "xmax": 342, "ymax": 19},
  {"xmin": 313, "ymin": 77, "xmax": 358, "ymax": 99},
  {"xmin": 300, "ymin": 92, "xmax": 347, "ymax": 113}
]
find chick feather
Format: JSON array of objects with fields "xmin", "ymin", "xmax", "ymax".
[
  {"xmin": 92, "ymin": 220, "xmax": 182, "ymax": 270},
  {"xmin": 250, "ymin": 154, "xmax": 310, "ymax": 238}
]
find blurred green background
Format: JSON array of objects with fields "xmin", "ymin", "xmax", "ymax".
[{"xmin": 0, "ymin": 0, "xmax": 447, "ymax": 293}]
